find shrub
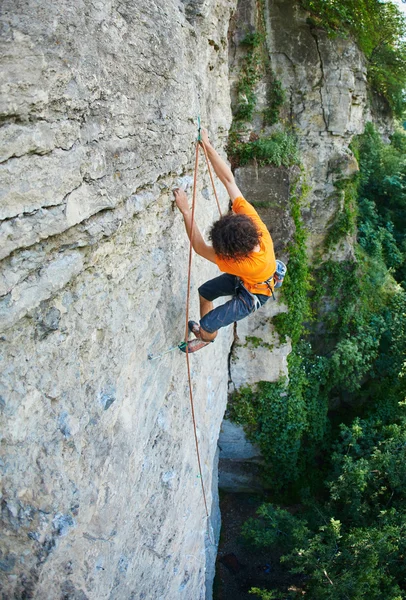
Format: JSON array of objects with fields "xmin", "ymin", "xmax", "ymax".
[{"xmin": 227, "ymin": 130, "xmax": 300, "ymax": 168}]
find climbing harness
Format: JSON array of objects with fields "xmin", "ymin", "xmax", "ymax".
[{"xmin": 257, "ymin": 259, "xmax": 287, "ymax": 301}]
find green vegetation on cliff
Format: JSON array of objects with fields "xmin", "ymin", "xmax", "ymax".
[
  {"xmin": 228, "ymin": 0, "xmax": 295, "ymax": 170},
  {"xmin": 227, "ymin": 130, "xmax": 299, "ymax": 168},
  {"xmin": 230, "ymin": 124, "xmax": 406, "ymax": 598}
]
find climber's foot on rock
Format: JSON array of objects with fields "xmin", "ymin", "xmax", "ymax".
[
  {"xmin": 188, "ymin": 320, "xmax": 201, "ymax": 339},
  {"xmin": 179, "ymin": 339, "xmax": 214, "ymax": 354}
]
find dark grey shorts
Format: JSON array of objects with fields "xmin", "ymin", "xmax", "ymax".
[{"xmin": 198, "ymin": 273, "xmax": 269, "ymax": 334}]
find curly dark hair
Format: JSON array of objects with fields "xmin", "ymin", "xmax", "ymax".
[{"xmin": 209, "ymin": 212, "xmax": 261, "ymax": 261}]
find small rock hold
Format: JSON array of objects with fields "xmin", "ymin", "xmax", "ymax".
[
  {"xmin": 99, "ymin": 389, "xmax": 116, "ymax": 411},
  {"xmin": 58, "ymin": 411, "xmax": 71, "ymax": 438},
  {"xmin": 118, "ymin": 555, "xmax": 129, "ymax": 573},
  {"xmin": 64, "ymin": 560, "xmax": 74, "ymax": 575},
  {"xmin": 53, "ymin": 513, "xmax": 75, "ymax": 536},
  {"xmin": 34, "ymin": 304, "xmax": 61, "ymax": 340},
  {"xmin": 0, "ymin": 553, "xmax": 16, "ymax": 572},
  {"xmin": 10, "ymin": 500, "xmax": 19, "ymax": 517},
  {"xmin": 61, "ymin": 580, "xmax": 89, "ymax": 600}
]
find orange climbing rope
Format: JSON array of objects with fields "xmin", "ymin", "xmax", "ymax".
[{"xmin": 184, "ymin": 127, "xmax": 222, "ymax": 519}]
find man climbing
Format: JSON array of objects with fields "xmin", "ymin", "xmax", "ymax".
[{"xmin": 174, "ymin": 128, "xmax": 279, "ymax": 353}]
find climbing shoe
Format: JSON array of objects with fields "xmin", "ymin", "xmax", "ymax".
[
  {"xmin": 179, "ymin": 339, "xmax": 213, "ymax": 354},
  {"xmin": 188, "ymin": 320, "xmax": 201, "ymax": 338}
]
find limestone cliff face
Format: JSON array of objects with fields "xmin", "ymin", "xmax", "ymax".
[
  {"xmin": 264, "ymin": 0, "xmax": 368, "ymax": 259},
  {"xmin": 229, "ymin": 0, "xmax": 370, "ymax": 261},
  {"xmin": 0, "ymin": 1, "xmax": 236, "ymax": 598}
]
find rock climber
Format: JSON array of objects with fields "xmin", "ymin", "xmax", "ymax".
[{"xmin": 174, "ymin": 128, "xmax": 280, "ymax": 353}]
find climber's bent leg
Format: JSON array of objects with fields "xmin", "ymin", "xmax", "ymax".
[
  {"xmin": 198, "ymin": 273, "xmax": 238, "ymax": 303},
  {"xmin": 197, "ymin": 274, "xmax": 238, "ymax": 342},
  {"xmin": 199, "ymin": 278, "xmax": 269, "ymax": 340}
]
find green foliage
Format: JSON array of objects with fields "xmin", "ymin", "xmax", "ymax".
[
  {"xmin": 229, "ymin": 342, "xmax": 332, "ymax": 492},
  {"xmin": 299, "ymin": 0, "xmax": 406, "ymax": 117},
  {"xmin": 232, "ymin": 122, "xmax": 406, "ymax": 599},
  {"xmin": 369, "ymin": 43, "xmax": 406, "ymax": 118},
  {"xmin": 329, "ymin": 417, "xmax": 406, "ymax": 522},
  {"xmin": 242, "ymin": 418, "xmax": 406, "ymax": 600},
  {"xmin": 353, "ymin": 123, "xmax": 406, "ymax": 287},
  {"xmin": 312, "ymin": 255, "xmax": 391, "ymax": 396},
  {"xmin": 228, "ymin": 0, "xmax": 288, "ymax": 172},
  {"xmin": 283, "ymin": 512, "xmax": 406, "ymax": 599},
  {"xmin": 281, "ymin": 417, "xmax": 406, "ymax": 599},
  {"xmin": 324, "ymin": 178, "xmax": 358, "ymax": 249},
  {"xmin": 229, "ymin": 182, "xmax": 318, "ymax": 490},
  {"xmin": 235, "ymin": 33, "xmax": 265, "ymax": 122},
  {"xmin": 227, "ymin": 130, "xmax": 300, "ymax": 169},
  {"xmin": 374, "ymin": 291, "xmax": 406, "ymax": 386},
  {"xmin": 228, "ymin": 377, "xmax": 307, "ymax": 489},
  {"xmin": 328, "ymin": 332, "xmax": 380, "ymax": 392},
  {"xmin": 273, "ymin": 182, "xmax": 312, "ymax": 344},
  {"xmin": 263, "ymin": 77, "xmax": 286, "ymax": 126},
  {"xmin": 242, "ymin": 504, "xmax": 310, "ymax": 550},
  {"xmin": 233, "ymin": 0, "xmax": 286, "ymax": 127},
  {"xmin": 312, "ymin": 260, "xmax": 362, "ymax": 332},
  {"xmin": 244, "ymin": 336, "xmax": 274, "ymax": 350},
  {"xmin": 249, "ymin": 588, "xmax": 278, "ymax": 600},
  {"xmin": 231, "ymin": 126, "xmax": 405, "ymax": 493}
]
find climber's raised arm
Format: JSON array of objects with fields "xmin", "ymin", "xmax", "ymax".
[
  {"xmin": 200, "ymin": 128, "xmax": 242, "ymax": 203},
  {"xmin": 173, "ymin": 188, "xmax": 217, "ymax": 263}
]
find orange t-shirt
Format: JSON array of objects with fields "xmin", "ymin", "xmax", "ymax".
[{"xmin": 215, "ymin": 196, "xmax": 277, "ymax": 296}]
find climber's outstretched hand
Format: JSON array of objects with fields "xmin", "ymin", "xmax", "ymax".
[
  {"xmin": 200, "ymin": 127, "xmax": 210, "ymax": 147},
  {"xmin": 173, "ymin": 188, "xmax": 190, "ymax": 215}
]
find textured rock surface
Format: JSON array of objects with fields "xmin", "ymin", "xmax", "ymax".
[
  {"xmin": 218, "ymin": 421, "xmax": 263, "ymax": 493},
  {"xmin": 0, "ymin": 0, "xmax": 236, "ymax": 598},
  {"xmin": 234, "ymin": 165, "xmax": 296, "ymax": 261},
  {"xmin": 219, "ymin": 420, "xmax": 260, "ymax": 461},
  {"xmin": 228, "ymin": 0, "xmax": 371, "ymax": 260},
  {"xmin": 230, "ymin": 298, "xmax": 291, "ymax": 391},
  {"xmin": 1, "ymin": 0, "xmax": 386, "ymax": 595},
  {"xmin": 266, "ymin": 0, "xmax": 368, "ymax": 258}
]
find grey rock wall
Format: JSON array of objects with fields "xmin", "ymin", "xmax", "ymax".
[
  {"xmin": 228, "ymin": 0, "xmax": 370, "ymax": 261},
  {"xmin": 264, "ymin": 0, "xmax": 368, "ymax": 259},
  {"xmin": 218, "ymin": 421, "xmax": 263, "ymax": 493},
  {"xmin": 0, "ymin": 1, "xmax": 237, "ymax": 598},
  {"xmin": 1, "ymin": 0, "xmax": 388, "ymax": 594}
]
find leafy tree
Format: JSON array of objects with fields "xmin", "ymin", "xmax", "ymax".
[
  {"xmin": 355, "ymin": 123, "xmax": 406, "ymax": 287},
  {"xmin": 242, "ymin": 504, "xmax": 310, "ymax": 551},
  {"xmin": 243, "ymin": 418, "xmax": 406, "ymax": 599}
]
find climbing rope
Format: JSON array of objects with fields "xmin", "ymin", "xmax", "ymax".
[{"xmin": 184, "ymin": 121, "xmax": 222, "ymax": 520}]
